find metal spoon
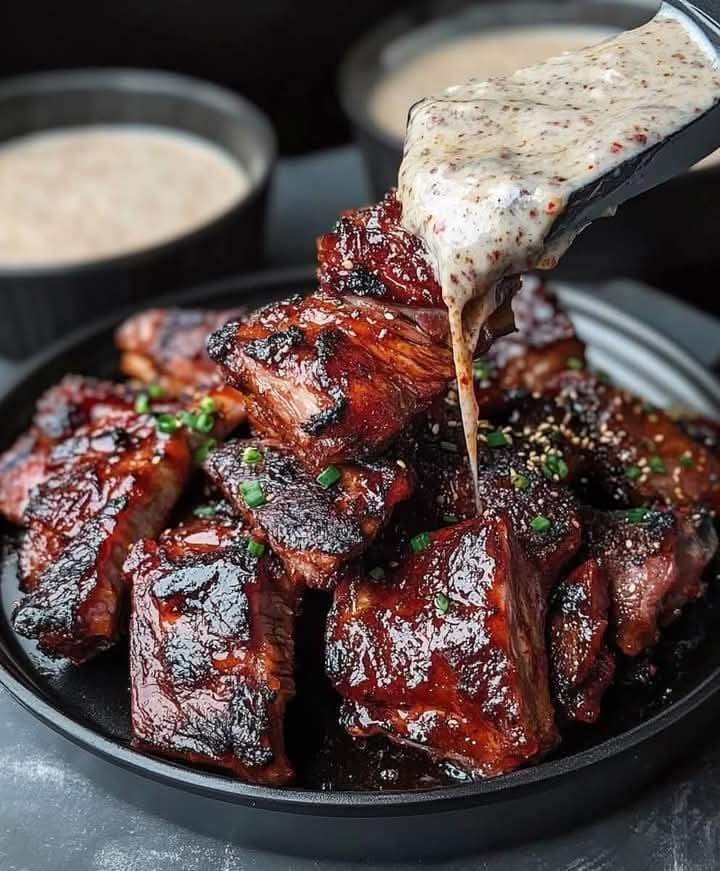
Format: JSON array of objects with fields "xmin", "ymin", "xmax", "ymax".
[{"xmin": 546, "ymin": 0, "xmax": 720, "ymax": 247}]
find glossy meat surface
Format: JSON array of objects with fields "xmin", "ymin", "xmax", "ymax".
[
  {"xmin": 116, "ymin": 307, "xmax": 246, "ymax": 393},
  {"xmin": 13, "ymin": 411, "xmax": 191, "ymax": 662},
  {"xmin": 326, "ymin": 517, "xmax": 559, "ymax": 777},
  {"xmin": 541, "ymin": 372, "xmax": 720, "ymax": 511},
  {"xmin": 207, "ymin": 293, "xmax": 458, "ymax": 471},
  {"xmin": 585, "ymin": 508, "xmax": 717, "ymax": 656},
  {"xmin": 0, "ymin": 376, "xmax": 135, "ymax": 525},
  {"xmin": 204, "ymin": 438, "xmax": 413, "ymax": 588},
  {"xmin": 548, "ymin": 559, "xmax": 615, "ymax": 723},
  {"xmin": 126, "ymin": 516, "xmax": 296, "ymax": 783}
]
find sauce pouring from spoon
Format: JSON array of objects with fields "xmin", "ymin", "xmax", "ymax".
[{"xmin": 397, "ymin": 1, "xmax": 720, "ymax": 511}]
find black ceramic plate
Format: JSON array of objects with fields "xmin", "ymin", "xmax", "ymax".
[{"xmin": 2, "ymin": 266, "xmax": 720, "ymax": 861}]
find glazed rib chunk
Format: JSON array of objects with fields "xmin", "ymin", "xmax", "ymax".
[
  {"xmin": 485, "ymin": 279, "xmax": 586, "ymax": 393},
  {"xmin": 207, "ymin": 293, "xmax": 459, "ymax": 472},
  {"xmin": 204, "ymin": 438, "xmax": 413, "ymax": 589},
  {"xmin": 116, "ymin": 307, "xmax": 246, "ymax": 393},
  {"xmin": 326, "ymin": 517, "xmax": 559, "ymax": 777},
  {"xmin": 126, "ymin": 516, "xmax": 296, "ymax": 783},
  {"xmin": 585, "ymin": 508, "xmax": 717, "ymax": 656},
  {"xmin": 0, "ymin": 375, "xmax": 136, "ymax": 525},
  {"xmin": 12, "ymin": 411, "xmax": 191, "ymax": 662},
  {"xmin": 548, "ymin": 559, "xmax": 615, "ymax": 723},
  {"xmin": 539, "ymin": 371, "xmax": 720, "ymax": 511}
]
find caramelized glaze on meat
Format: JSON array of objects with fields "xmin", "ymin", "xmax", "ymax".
[
  {"xmin": 13, "ymin": 411, "xmax": 191, "ymax": 662},
  {"xmin": 548, "ymin": 559, "xmax": 615, "ymax": 723},
  {"xmin": 204, "ymin": 438, "xmax": 413, "ymax": 588},
  {"xmin": 207, "ymin": 293, "xmax": 458, "ymax": 472},
  {"xmin": 126, "ymin": 516, "xmax": 296, "ymax": 783},
  {"xmin": 326, "ymin": 517, "xmax": 559, "ymax": 777},
  {"xmin": 116, "ymin": 307, "xmax": 246, "ymax": 393},
  {"xmin": 585, "ymin": 508, "xmax": 717, "ymax": 656},
  {"xmin": 542, "ymin": 372, "xmax": 720, "ymax": 511},
  {"xmin": 0, "ymin": 376, "xmax": 135, "ymax": 525}
]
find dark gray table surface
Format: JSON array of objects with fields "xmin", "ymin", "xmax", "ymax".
[{"xmin": 2, "ymin": 147, "xmax": 720, "ymax": 871}]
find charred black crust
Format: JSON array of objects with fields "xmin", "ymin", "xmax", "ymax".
[
  {"xmin": 243, "ymin": 326, "xmax": 305, "ymax": 363},
  {"xmin": 206, "ymin": 321, "xmax": 241, "ymax": 364},
  {"xmin": 343, "ymin": 267, "xmax": 388, "ymax": 299},
  {"xmin": 302, "ymin": 386, "xmax": 347, "ymax": 435}
]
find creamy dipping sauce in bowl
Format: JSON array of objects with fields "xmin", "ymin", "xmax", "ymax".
[
  {"xmin": 0, "ymin": 126, "xmax": 252, "ymax": 268},
  {"xmin": 370, "ymin": 25, "xmax": 618, "ymax": 140}
]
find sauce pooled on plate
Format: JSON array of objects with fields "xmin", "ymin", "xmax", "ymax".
[{"xmin": 398, "ymin": 5, "xmax": 720, "ymax": 505}]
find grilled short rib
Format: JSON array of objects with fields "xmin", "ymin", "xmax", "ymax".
[
  {"xmin": 540, "ymin": 371, "xmax": 720, "ymax": 511},
  {"xmin": 585, "ymin": 508, "xmax": 717, "ymax": 656},
  {"xmin": 548, "ymin": 559, "xmax": 615, "ymax": 723},
  {"xmin": 116, "ymin": 306, "xmax": 246, "ymax": 393},
  {"xmin": 126, "ymin": 516, "xmax": 296, "ymax": 783},
  {"xmin": 326, "ymin": 517, "xmax": 559, "ymax": 777},
  {"xmin": 0, "ymin": 375, "xmax": 137, "ymax": 525},
  {"xmin": 204, "ymin": 438, "xmax": 413, "ymax": 588},
  {"xmin": 207, "ymin": 293, "xmax": 460, "ymax": 472},
  {"xmin": 13, "ymin": 411, "xmax": 191, "ymax": 662}
]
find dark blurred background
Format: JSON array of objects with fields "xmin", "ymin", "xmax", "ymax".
[{"xmin": 0, "ymin": 0, "xmax": 401, "ymax": 155}]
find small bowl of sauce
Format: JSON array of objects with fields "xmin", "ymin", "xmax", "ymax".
[{"xmin": 0, "ymin": 69, "xmax": 276, "ymax": 357}]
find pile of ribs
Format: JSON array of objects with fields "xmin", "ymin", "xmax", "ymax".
[{"xmin": 1, "ymin": 189, "xmax": 719, "ymax": 786}]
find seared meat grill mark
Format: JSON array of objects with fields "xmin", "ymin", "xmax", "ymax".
[
  {"xmin": 13, "ymin": 411, "xmax": 190, "ymax": 662},
  {"xmin": 125, "ymin": 517, "xmax": 296, "ymax": 783},
  {"xmin": 326, "ymin": 517, "xmax": 559, "ymax": 776},
  {"xmin": 0, "ymin": 375, "xmax": 136, "ymax": 525},
  {"xmin": 204, "ymin": 439, "xmax": 413, "ymax": 589},
  {"xmin": 116, "ymin": 306, "xmax": 246, "ymax": 393},
  {"xmin": 585, "ymin": 508, "xmax": 717, "ymax": 656},
  {"xmin": 548, "ymin": 559, "xmax": 615, "ymax": 723},
  {"xmin": 207, "ymin": 293, "xmax": 457, "ymax": 472}
]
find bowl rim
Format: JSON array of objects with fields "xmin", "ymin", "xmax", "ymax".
[
  {"xmin": 0, "ymin": 67, "xmax": 277, "ymax": 279},
  {"xmin": 2, "ymin": 264, "xmax": 720, "ymax": 815},
  {"xmin": 338, "ymin": 0, "xmax": 670, "ymax": 152}
]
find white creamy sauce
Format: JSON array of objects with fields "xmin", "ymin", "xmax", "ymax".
[
  {"xmin": 398, "ymin": 7, "xmax": 720, "ymax": 505},
  {"xmin": 371, "ymin": 25, "xmax": 617, "ymax": 140},
  {"xmin": 0, "ymin": 125, "xmax": 251, "ymax": 267}
]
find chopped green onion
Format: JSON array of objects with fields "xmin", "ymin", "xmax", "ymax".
[
  {"xmin": 648, "ymin": 455, "xmax": 667, "ymax": 475},
  {"xmin": 178, "ymin": 410, "xmax": 198, "ymax": 429},
  {"xmin": 627, "ymin": 507, "xmax": 650, "ymax": 524},
  {"xmin": 566, "ymin": 357, "xmax": 584, "ymax": 371},
  {"xmin": 194, "ymin": 412, "xmax": 215, "ymax": 434},
  {"xmin": 247, "ymin": 539, "xmax": 266, "ymax": 557},
  {"xmin": 198, "ymin": 396, "xmax": 217, "ymax": 414},
  {"xmin": 434, "ymin": 593, "xmax": 450, "ymax": 614},
  {"xmin": 193, "ymin": 438, "xmax": 217, "ymax": 464},
  {"xmin": 486, "ymin": 430, "xmax": 508, "ymax": 448},
  {"xmin": 240, "ymin": 481, "xmax": 266, "ymax": 509},
  {"xmin": 596, "ymin": 369, "xmax": 612, "ymax": 385},
  {"xmin": 316, "ymin": 465, "xmax": 341, "ymax": 489},
  {"xmin": 472, "ymin": 358, "xmax": 490, "ymax": 381},
  {"xmin": 410, "ymin": 532, "xmax": 430, "ymax": 553},
  {"xmin": 679, "ymin": 453, "xmax": 695, "ymax": 469},
  {"xmin": 440, "ymin": 440, "xmax": 458, "ymax": 453},
  {"xmin": 530, "ymin": 515, "xmax": 552, "ymax": 533},
  {"xmin": 512, "ymin": 472, "xmax": 530, "ymax": 492},
  {"xmin": 542, "ymin": 454, "xmax": 569, "ymax": 480},
  {"xmin": 625, "ymin": 465, "xmax": 642, "ymax": 481},
  {"xmin": 147, "ymin": 383, "xmax": 164, "ymax": 399},
  {"xmin": 369, "ymin": 566, "xmax": 386, "ymax": 581},
  {"xmin": 643, "ymin": 401, "xmax": 658, "ymax": 415},
  {"xmin": 134, "ymin": 393, "xmax": 150, "ymax": 414},
  {"xmin": 442, "ymin": 513, "xmax": 460, "ymax": 525},
  {"xmin": 156, "ymin": 413, "xmax": 178, "ymax": 434},
  {"xmin": 192, "ymin": 504, "xmax": 216, "ymax": 519},
  {"xmin": 242, "ymin": 446, "xmax": 262, "ymax": 466}
]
